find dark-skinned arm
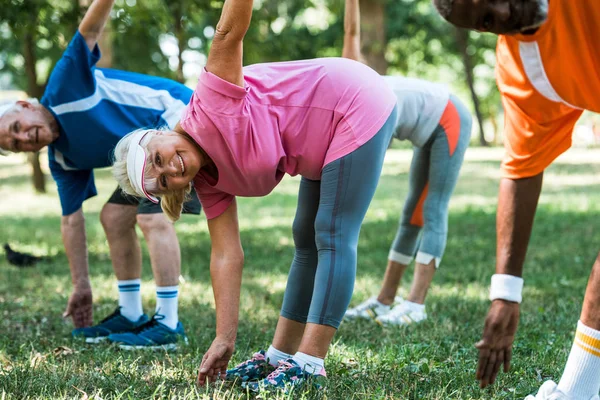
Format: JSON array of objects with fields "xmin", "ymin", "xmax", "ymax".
[{"xmin": 476, "ymin": 172, "xmax": 543, "ymax": 388}]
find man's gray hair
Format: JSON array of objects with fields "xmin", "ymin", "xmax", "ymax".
[
  {"xmin": 0, "ymin": 98, "xmax": 40, "ymax": 156},
  {"xmin": 432, "ymin": 0, "xmax": 454, "ymax": 19}
]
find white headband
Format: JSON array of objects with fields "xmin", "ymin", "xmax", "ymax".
[
  {"xmin": 126, "ymin": 130, "xmax": 159, "ymax": 204},
  {"xmin": 0, "ymin": 102, "xmax": 17, "ymax": 156}
]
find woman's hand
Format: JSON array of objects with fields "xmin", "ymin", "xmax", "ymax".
[{"xmin": 197, "ymin": 336, "xmax": 235, "ymax": 386}]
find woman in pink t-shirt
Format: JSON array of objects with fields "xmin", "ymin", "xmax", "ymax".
[{"xmin": 113, "ymin": 0, "xmax": 397, "ymax": 391}]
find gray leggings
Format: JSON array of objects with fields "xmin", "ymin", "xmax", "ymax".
[
  {"xmin": 389, "ymin": 95, "xmax": 472, "ymax": 268},
  {"xmin": 280, "ymin": 107, "xmax": 398, "ymax": 328}
]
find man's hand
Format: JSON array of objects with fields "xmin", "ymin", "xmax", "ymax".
[
  {"xmin": 63, "ymin": 285, "xmax": 93, "ymax": 328},
  {"xmin": 475, "ymin": 299, "xmax": 520, "ymax": 388},
  {"xmin": 197, "ymin": 336, "xmax": 235, "ymax": 386}
]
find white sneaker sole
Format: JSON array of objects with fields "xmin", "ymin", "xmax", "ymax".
[
  {"xmin": 118, "ymin": 337, "xmax": 188, "ymax": 351},
  {"xmin": 85, "ymin": 336, "xmax": 109, "ymax": 344}
]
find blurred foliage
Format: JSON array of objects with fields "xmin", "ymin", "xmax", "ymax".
[{"xmin": 0, "ymin": 0, "xmax": 501, "ymax": 128}]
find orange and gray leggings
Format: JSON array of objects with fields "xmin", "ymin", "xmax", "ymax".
[{"xmin": 389, "ymin": 94, "xmax": 472, "ymax": 268}]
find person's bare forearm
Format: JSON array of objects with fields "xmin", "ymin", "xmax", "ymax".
[
  {"xmin": 496, "ymin": 173, "xmax": 544, "ymax": 277},
  {"xmin": 211, "ymin": 255, "xmax": 244, "ymax": 342},
  {"xmin": 61, "ymin": 208, "xmax": 90, "ymax": 289},
  {"xmin": 78, "ymin": 0, "xmax": 116, "ymax": 51},
  {"xmin": 214, "ymin": 0, "xmax": 254, "ymax": 41},
  {"xmin": 342, "ymin": 0, "xmax": 365, "ymax": 62}
]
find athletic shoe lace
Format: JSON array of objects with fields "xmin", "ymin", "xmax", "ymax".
[
  {"xmin": 99, "ymin": 307, "xmax": 123, "ymax": 324},
  {"xmin": 266, "ymin": 359, "xmax": 295, "ymax": 381},
  {"xmin": 131, "ymin": 314, "xmax": 165, "ymax": 334},
  {"xmin": 234, "ymin": 351, "xmax": 266, "ymax": 369}
]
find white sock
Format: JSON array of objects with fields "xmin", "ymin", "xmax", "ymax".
[
  {"xmin": 293, "ymin": 352, "xmax": 325, "ymax": 375},
  {"xmin": 557, "ymin": 320, "xmax": 600, "ymax": 399},
  {"xmin": 266, "ymin": 345, "xmax": 293, "ymax": 367},
  {"xmin": 155, "ymin": 285, "xmax": 179, "ymax": 330},
  {"xmin": 117, "ymin": 279, "xmax": 143, "ymax": 322}
]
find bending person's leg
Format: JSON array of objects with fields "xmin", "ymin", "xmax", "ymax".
[
  {"xmin": 273, "ymin": 178, "xmax": 321, "ymax": 356},
  {"xmin": 552, "ymin": 253, "xmax": 600, "ymax": 399},
  {"xmin": 378, "ymin": 95, "xmax": 471, "ymax": 326},
  {"xmin": 381, "ymin": 145, "xmax": 430, "ymax": 304},
  {"xmin": 296, "ymin": 107, "xmax": 398, "ymax": 366},
  {"xmin": 345, "ymin": 145, "xmax": 428, "ymax": 320},
  {"xmin": 100, "ymin": 194, "xmax": 144, "ymax": 323}
]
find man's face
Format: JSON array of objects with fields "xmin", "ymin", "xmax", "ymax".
[
  {"xmin": 445, "ymin": 0, "xmax": 549, "ymax": 35},
  {"xmin": 0, "ymin": 102, "xmax": 56, "ymax": 153}
]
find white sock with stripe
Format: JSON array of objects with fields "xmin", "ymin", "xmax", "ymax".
[
  {"xmin": 556, "ymin": 320, "xmax": 600, "ymax": 399},
  {"xmin": 117, "ymin": 279, "xmax": 143, "ymax": 322},
  {"xmin": 155, "ymin": 285, "xmax": 179, "ymax": 330},
  {"xmin": 265, "ymin": 345, "xmax": 293, "ymax": 367},
  {"xmin": 292, "ymin": 352, "xmax": 325, "ymax": 375}
]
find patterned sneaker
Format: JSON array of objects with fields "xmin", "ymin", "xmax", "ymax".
[
  {"xmin": 345, "ymin": 296, "xmax": 403, "ymax": 320},
  {"xmin": 525, "ymin": 380, "xmax": 600, "ymax": 400},
  {"xmin": 246, "ymin": 358, "xmax": 326, "ymax": 393},
  {"xmin": 375, "ymin": 301, "xmax": 427, "ymax": 326},
  {"xmin": 72, "ymin": 308, "xmax": 149, "ymax": 344},
  {"xmin": 107, "ymin": 314, "xmax": 187, "ymax": 350},
  {"xmin": 225, "ymin": 350, "xmax": 275, "ymax": 384}
]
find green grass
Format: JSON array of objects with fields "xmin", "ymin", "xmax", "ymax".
[{"xmin": 1, "ymin": 147, "xmax": 599, "ymax": 399}]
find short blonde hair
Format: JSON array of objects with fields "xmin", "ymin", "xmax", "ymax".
[{"xmin": 113, "ymin": 128, "xmax": 191, "ymax": 222}]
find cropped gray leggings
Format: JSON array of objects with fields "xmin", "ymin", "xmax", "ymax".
[
  {"xmin": 280, "ymin": 107, "xmax": 398, "ymax": 329},
  {"xmin": 389, "ymin": 94, "xmax": 472, "ymax": 268}
]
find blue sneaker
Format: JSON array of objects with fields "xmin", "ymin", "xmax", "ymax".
[
  {"xmin": 246, "ymin": 358, "xmax": 326, "ymax": 393},
  {"xmin": 225, "ymin": 350, "xmax": 275, "ymax": 384},
  {"xmin": 107, "ymin": 314, "xmax": 187, "ymax": 350},
  {"xmin": 72, "ymin": 308, "xmax": 149, "ymax": 344}
]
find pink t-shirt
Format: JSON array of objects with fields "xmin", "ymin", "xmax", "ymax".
[{"xmin": 181, "ymin": 57, "xmax": 396, "ymax": 219}]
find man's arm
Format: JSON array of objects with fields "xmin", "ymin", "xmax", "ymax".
[
  {"xmin": 61, "ymin": 208, "xmax": 93, "ymax": 328},
  {"xmin": 476, "ymin": 173, "xmax": 543, "ymax": 388},
  {"xmin": 78, "ymin": 0, "xmax": 116, "ymax": 51},
  {"xmin": 342, "ymin": 0, "xmax": 366, "ymax": 63}
]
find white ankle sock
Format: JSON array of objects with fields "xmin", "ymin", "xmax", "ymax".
[
  {"xmin": 155, "ymin": 285, "xmax": 179, "ymax": 330},
  {"xmin": 293, "ymin": 352, "xmax": 325, "ymax": 375},
  {"xmin": 117, "ymin": 279, "xmax": 143, "ymax": 322},
  {"xmin": 266, "ymin": 345, "xmax": 293, "ymax": 367},
  {"xmin": 557, "ymin": 320, "xmax": 600, "ymax": 399}
]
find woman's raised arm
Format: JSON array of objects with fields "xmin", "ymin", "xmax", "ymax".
[
  {"xmin": 342, "ymin": 0, "xmax": 366, "ymax": 63},
  {"xmin": 205, "ymin": 0, "xmax": 254, "ymax": 88}
]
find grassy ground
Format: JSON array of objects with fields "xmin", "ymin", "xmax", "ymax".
[{"xmin": 0, "ymin": 147, "xmax": 599, "ymax": 399}]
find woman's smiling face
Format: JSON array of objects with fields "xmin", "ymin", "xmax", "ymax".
[{"xmin": 144, "ymin": 130, "xmax": 203, "ymax": 195}]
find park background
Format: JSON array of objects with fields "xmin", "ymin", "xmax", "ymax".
[{"xmin": 1, "ymin": 0, "xmax": 599, "ymax": 399}]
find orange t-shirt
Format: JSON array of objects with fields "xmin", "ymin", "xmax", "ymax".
[{"xmin": 496, "ymin": 0, "xmax": 600, "ymax": 178}]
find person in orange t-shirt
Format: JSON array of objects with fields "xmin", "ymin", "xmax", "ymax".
[{"xmin": 433, "ymin": 0, "xmax": 600, "ymax": 399}]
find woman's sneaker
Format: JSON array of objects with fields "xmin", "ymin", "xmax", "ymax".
[
  {"xmin": 345, "ymin": 296, "xmax": 403, "ymax": 320},
  {"xmin": 246, "ymin": 358, "xmax": 326, "ymax": 393},
  {"xmin": 375, "ymin": 301, "xmax": 427, "ymax": 326},
  {"xmin": 71, "ymin": 307, "xmax": 149, "ymax": 343},
  {"xmin": 525, "ymin": 380, "xmax": 600, "ymax": 400},
  {"xmin": 225, "ymin": 350, "xmax": 275, "ymax": 384}
]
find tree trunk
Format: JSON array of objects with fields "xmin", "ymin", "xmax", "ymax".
[
  {"xmin": 23, "ymin": 26, "xmax": 47, "ymax": 193},
  {"xmin": 170, "ymin": 2, "xmax": 186, "ymax": 83},
  {"xmin": 455, "ymin": 28, "xmax": 487, "ymax": 146},
  {"xmin": 359, "ymin": 0, "xmax": 387, "ymax": 74}
]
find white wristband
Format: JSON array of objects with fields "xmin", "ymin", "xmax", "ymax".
[{"xmin": 489, "ymin": 274, "xmax": 524, "ymax": 303}]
